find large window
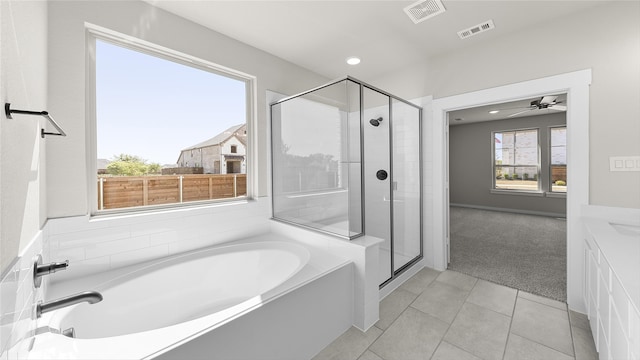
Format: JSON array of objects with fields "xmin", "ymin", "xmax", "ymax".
[
  {"xmin": 550, "ymin": 126, "xmax": 567, "ymax": 193},
  {"xmin": 93, "ymin": 35, "xmax": 252, "ymax": 212},
  {"xmin": 494, "ymin": 129, "xmax": 540, "ymax": 191}
]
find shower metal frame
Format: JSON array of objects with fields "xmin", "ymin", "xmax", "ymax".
[{"xmin": 270, "ymin": 76, "xmax": 423, "ymax": 288}]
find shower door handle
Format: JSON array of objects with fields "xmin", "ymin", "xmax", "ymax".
[{"xmin": 376, "ymin": 170, "xmax": 388, "ymax": 180}]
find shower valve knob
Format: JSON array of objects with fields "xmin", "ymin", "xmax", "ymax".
[{"xmin": 376, "ymin": 170, "xmax": 388, "ymax": 180}]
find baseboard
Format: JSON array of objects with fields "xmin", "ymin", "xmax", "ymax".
[{"xmin": 450, "ymin": 203, "xmax": 566, "ymax": 219}]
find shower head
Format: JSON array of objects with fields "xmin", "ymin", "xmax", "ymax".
[{"xmin": 369, "ymin": 117, "xmax": 383, "ymax": 127}]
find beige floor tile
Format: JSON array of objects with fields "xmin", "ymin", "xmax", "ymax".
[
  {"xmin": 369, "ymin": 307, "xmax": 448, "ymax": 360},
  {"xmin": 569, "ymin": 310, "xmax": 591, "ymax": 331},
  {"xmin": 312, "ymin": 326, "xmax": 383, "ymax": 360},
  {"xmin": 399, "ymin": 267, "xmax": 441, "ymax": 295},
  {"xmin": 376, "ymin": 288, "xmax": 418, "ymax": 330},
  {"xmin": 571, "ymin": 325, "xmax": 598, "ymax": 360},
  {"xmin": 518, "ymin": 291, "xmax": 567, "ymax": 310},
  {"xmin": 313, "ymin": 270, "xmax": 596, "ymax": 360},
  {"xmin": 504, "ymin": 333, "xmax": 574, "ymax": 360},
  {"xmin": 510, "ymin": 297, "xmax": 574, "ymax": 356},
  {"xmin": 357, "ymin": 350, "xmax": 384, "ymax": 360},
  {"xmin": 467, "ymin": 279, "xmax": 517, "ymax": 316},
  {"xmin": 431, "ymin": 341, "xmax": 482, "ymax": 360},
  {"xmin": 410, "ymin": 280, "xmax": 470, "ymax": 323},
  {"xmin": 443, "ymin": 302, "xmax": 511, "ymax": 360},
  {"xmin": 436, "ymin": 270, "xmax": 477, "ymax": 291}
]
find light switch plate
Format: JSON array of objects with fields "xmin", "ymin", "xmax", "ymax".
[{"xmin": 610, "ymin": 156, "xmax": 640, "ymax": 172}]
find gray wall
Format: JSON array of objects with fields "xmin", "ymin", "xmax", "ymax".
[
  {"xmin": 449, "ymin": 113, "xmax": 566, "ymax": 215},
  {"xmin": 372, "ymin": 1, "xmax": 640, "ymax": 209}
]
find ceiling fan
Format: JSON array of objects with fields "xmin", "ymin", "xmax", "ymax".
[{"xmin": 507, "ymin": 95, "xmax": 567, "ymax": 117}]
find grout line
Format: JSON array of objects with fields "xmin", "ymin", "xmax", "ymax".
[
  {"xmin": 425, "ymin": 276, "xmax": 477, "ymax": 359},
  {"xmin": 501, "ymin": 290, "xmax": 520, "ymax": 360},
  {"xmin": 568, "ymin": 309, "xmax": 578, "ymax": 359}
]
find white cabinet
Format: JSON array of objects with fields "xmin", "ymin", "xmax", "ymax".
[{"xmin": 583, "ymin": 224, "xmax": 640, "ymax": 360}]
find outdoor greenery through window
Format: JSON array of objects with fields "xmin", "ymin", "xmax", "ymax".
[
  {"xmin": 494, "ymin": 129, "xmax": 540, "ymax": 191},
  {"xmin": 95, "ymin": 39, "xmax": 248, "ymax": 211},
  {"xmin": 550, "ymin": 126, "xmax": 567, "ymax": 193}
]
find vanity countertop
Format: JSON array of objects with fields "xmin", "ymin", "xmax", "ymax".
[{"xmin": 582, "ymin": 206, "xmax": 640, "ymax": 314}]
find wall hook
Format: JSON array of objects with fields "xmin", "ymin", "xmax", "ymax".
[{"xmin": 5, "ymin": 103, "xmax": 67, "ymax": 138}]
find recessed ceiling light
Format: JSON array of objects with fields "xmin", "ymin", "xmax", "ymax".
[
  {"xmin": 346, "ymin": 57, "xmax": 361, "ymax": 65},
  {"xmin": 489, "ymin": 110, "xmax": 500, "ymax": 114}
]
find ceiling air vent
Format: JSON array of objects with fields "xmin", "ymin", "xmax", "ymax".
[
  {"xmin": 404, "ymin": 0, "xmax": 446, "ymax": 24},
  {"xmin": 457, "ymin": 20, "xmax": 495, "ymax": 39}
]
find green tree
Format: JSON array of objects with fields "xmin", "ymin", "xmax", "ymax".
[{"xmin": 106, "ymin": 154, "xmax": 161, "ymax": 176}]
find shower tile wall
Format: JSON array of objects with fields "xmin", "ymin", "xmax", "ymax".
[
  {"xmin": 0, "ymin": 232, "xmax": 45, "ymax": 359},
  {"xmin": 46, "ymin": 199, "xmax": 270, "ymax": 283}
]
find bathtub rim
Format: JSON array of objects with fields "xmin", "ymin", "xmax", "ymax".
[
  {"xmin": 45, "ymin": 239, "xmax": 312, "ymax": 339},
  {"xmin": 31, "ymin": 234, "xmax": 352, "ymax": 360}
]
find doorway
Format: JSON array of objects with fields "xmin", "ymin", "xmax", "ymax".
[
  {"xmin": 430, "ymin": 69, "xmax": 591, "ymax": 312},
  {"xmin": 226, "ymin": 160, "xmax": 239, "ymax": 174},
  {"xmin": 446, "ymin": 97, "xmax": 568, "ymax": 300}
]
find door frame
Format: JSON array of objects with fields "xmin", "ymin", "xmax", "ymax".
[{"xmin": 431, "ymin": 69, "xmax": 591, "ymax": 312}]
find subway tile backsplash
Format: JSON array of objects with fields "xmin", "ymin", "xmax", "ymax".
[
  {"xmin": 0, "ymin": 231, "xmax": 44, "ymax": 359},
  {"xmin": 48, "ymin": 198, "xmax": 270, "ymax": 282}
]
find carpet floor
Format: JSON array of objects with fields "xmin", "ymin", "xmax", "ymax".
[{"xmin": 448, "ymin": 206, "xmax": 567, "ymax": 302}]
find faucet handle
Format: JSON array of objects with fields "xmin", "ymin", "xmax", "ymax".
[{"xmin": 33, "ymin": 255, "xmax": 69, "ymax": 288}]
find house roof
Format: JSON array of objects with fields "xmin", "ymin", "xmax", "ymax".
[
  {"xmin": 181, "ymin": 124, "xmax": 246, "ymax": 152},
  {"xmin": 97, "ymin": 158, "xmax": 110, "ymax": 170}
]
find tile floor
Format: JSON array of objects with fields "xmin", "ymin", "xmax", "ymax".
[{"xmin": 313, "ymin": 268, "xmax": 598, "ymax": 360}]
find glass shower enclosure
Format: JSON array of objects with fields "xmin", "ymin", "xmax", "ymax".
[{"xmin": 270, "ymin": 77, "xmax": 422, "ymax": 287}]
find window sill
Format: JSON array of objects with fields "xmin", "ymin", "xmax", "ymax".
[
  {"xmin": 490, "ymin": 189, "xmax": 545, "ymax": 197},
  {"xmin": 91, "ymin": 197, "xmax": 252, "ymax": 220},
  {"xmin": 545, "ymin": 192, "xmax": 567, "ymax": 199}
]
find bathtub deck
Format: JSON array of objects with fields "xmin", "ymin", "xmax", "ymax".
[{"xmin": 30, "ymin": 234, "xmax": 354, "ymax": 360}]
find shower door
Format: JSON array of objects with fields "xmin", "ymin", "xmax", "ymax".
[
  {"xmin": 391, "ymin": 99, "xmax": 421, "ymax": 274},
  {"xmin": 363, "ymin": 87, "xmax": 422, "ymax": 286}
]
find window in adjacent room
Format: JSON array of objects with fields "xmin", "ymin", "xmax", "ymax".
[
  {"xmin": 493, "ymin": 129, "xmax": 540, "ymax": 192},
  {"xmin": 550, "ymin": 126, "xmax": 567, "ymax": 193},
  {"xmin": 93, "ymin": 36, "xmax": 253, "ymax": 212}
]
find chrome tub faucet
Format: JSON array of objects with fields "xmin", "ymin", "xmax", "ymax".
[{"xmin": 36, "ymin": 291, "xmax": 103, "ymax": 318}]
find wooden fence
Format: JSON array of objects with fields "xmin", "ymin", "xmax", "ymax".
[{"xmin": 98, "ymin": 174, "xmax": 247, "ymax": 210}]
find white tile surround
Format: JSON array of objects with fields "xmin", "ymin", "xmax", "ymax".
[
  {"xmin": 47, "ymin": 199, "xmax": 271, "ymax": 283},
  {"xmin": 0, "ymin": 198, "xmax": 270, "ymax": 359},
  {"xmin": 0, "ymin": 232, "xmax": 45, "ymax": 359}
]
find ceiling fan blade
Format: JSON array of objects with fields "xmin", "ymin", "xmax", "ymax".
[
  {"xmin": 541, "ymin": 95, "xmax": 559, "ymax": 104},
  {"xmin": 549, "ymin": 104, "xmax": 567, "ymax": 111},
  {"xmin": 508, "ymin": 109, "xmax": 534, "ymax": 117},
  {"xmin": 497, "ymin": 106, "xmax": 529, "ymax": 111}
]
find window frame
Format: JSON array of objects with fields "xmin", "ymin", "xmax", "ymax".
[
  {"xmin": 491, "ymin": 127, "xmax": 542, "ymax": 194},
  {"xmin": 548, "ymin": 125, "xmax": 568, "ymax": 196},
  {"xmin": 86, "ymin": 24, "xmax": 257, "ymax": 216}
]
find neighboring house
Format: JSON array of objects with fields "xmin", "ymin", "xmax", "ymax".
[
  {"xmin": 177, "ymin": 124, "xmax": 247, "ymax": 174},
  {"xmin": 97, "ymin": 158, "xmax": 110, "ymax": 174}
]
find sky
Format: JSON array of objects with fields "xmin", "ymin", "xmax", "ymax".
[{"xmin": 96, "ymin": 40, "xmax": 246, "ymax": 165}]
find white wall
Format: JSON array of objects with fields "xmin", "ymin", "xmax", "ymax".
[
  {"xmin": 0, "ymin": 1, "xmax": 48, "ymax": 356},
  {"xmin": 373, "ymin": 1, "xmax": 640, "ymax": 209},
  {"xmin": 0, "ymin": 0, "xmax": 48, "ymax": 272},
  {"xmin": 46, "ymin": 0, "xmax": 328, "ymax": 218}
]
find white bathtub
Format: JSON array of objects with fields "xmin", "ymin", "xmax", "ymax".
[{"xmin": 28, "ymin": 235, "xmax": 354, "ymax": 359}]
